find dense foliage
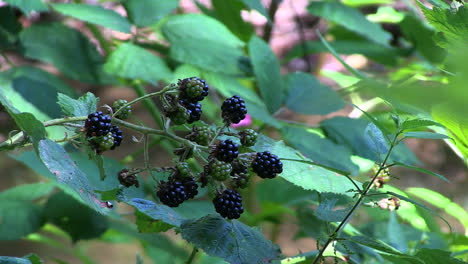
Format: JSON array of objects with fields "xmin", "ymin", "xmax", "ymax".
[{"xmin": 0, "ymin": 0, "xmax": 467, "ymax": 263}]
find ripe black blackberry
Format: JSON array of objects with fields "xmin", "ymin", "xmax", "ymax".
[
  {"xmin": 85, "ymin": 111, "xmax": 112, "ymax": 137},
  {"xmin": 110, "ymin": 125, "xmax": 123, "ymax": 150},
  {"xmin": 185, "ymin": 126, "xmax": 212, "ymax": 146},
  {"xmin": 221, "ymin": 95, "xmax": 247, "ymax": 124},
  {"xmin": 214, "ymin": 139, "xmax": 239, "ymax": 162},
  {"xmin": 118, "ymin": 169, "xmax": 139, "ymax": 188},
  {"xmin": 181, "ymin": 176, "xmax": 199, "ymax": 199},
  {"xmin": 180, "ymin": 100, "xmax": 202, "ymax": 123},
  {"xmin": 239, "ymin": 129, "xmax": 257, "ymax": 147},
  {"xmin": 213, "ymin": 189, "xmax": 244, "ymax": 219},
  {"xmin": 157, "ymin": 176, "xmax": 199, "ymax": 207},
  {"xmin": 208, "ymin": 160, "xmax": 232, "ymax": 181},
  {"xmin": 112, "ymin": 99, "xmax": 132, "ymax": 119},
  {"xmin": 231, "ymin": 160, "xmax": 248, "ymax": 176},
  {"xmin": 178, "ymin": 77, "xmax": 209, "ymax": 102},
  {"xmin": 252, "ymin": 151, "xmax": 283, "ymax": 179}
]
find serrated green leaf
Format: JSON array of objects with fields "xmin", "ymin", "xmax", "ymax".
[
  {"xmin": 364, "ymin": 123, "xmax": 389, "ymax": 155},
  {"xmin": 126, "ymin": 198, "xmax": 185, "ymax": 227},
  {"xmin": 394, "ymin": 162, "xmax": 449, "ymax": 182},
  {"xmin": 57, "ymin": 92, "xmax": 98, "ymax": 117},
  {"xmin": 0, "ymin": 183, "xmax": 54, "ymax": 201},
  {"xmin": 3, "ymin": 0, "xmax": 48, "ymax": 14},
  {"xmin": 212, "ymin": 0, "xmax": 254, "ymax": 42},
  {"xmin": 44, "ymin": 192, "xmax": 109, "ymax": 242},
  {"xmin": 0, "ymin": 200, "xmax": 44, "ymax": 240},
  {"xmin": 249, "ymin": 36, "xmax": 285, "ymax": 113},
  {"xmin": 181, "ymin": 215, "xmax": 281, "ymax": 263},
  {"xmin": 51, "ymin": 3, "xmax": 131, "ymax": 33},
  {"xmin": 135, "ymin": 211, "xmax": 173, "ymax": 233},
  {"xmin": 37, "ymin": 139, "xmax": 112, "ymax": 214},
  {"xmin": 415, "ymin": 248, "xmax": 466, "ymax": 264},
  {"xmin": 315, "ymin": 199, "xmax": 351, "ymax": 222},
  {"xmin": 123, "ymin": 0, "xmax": 178, "ymax": 27},
  {"xmin": 162, "ymin": 14, "xmax": 245, "ymax": 75},
  {"xmin": 404, "ymin": 131, "xmax": 450, "ymax": 139},
  {"xmin": 19, "ymin": 23, "xmax": 111, "ymax": 84},
  {"xmin": 104, "ymin": 42, "xmax": 172, "ymax": 83},
  {"xmin": 0, "ymin": 6, "xmax": 22, "ymax": 49},
  {"xmin": 401, "ymin": 118, "xmax": 444, "ymax": 131},
  {"xmin": 348, "ymin": 236, "xmax": 404, "ymax": 255},
  {"xmin": 285, "ymin": 72, "xmax": 345, "ymax": 115},
  {"xmin": 308, "ymin": 1, "xmax": 391, "ymax": 46},
  {"xmin": 252, "ymin": 135, "xmax": 356, "ymax": 195}
]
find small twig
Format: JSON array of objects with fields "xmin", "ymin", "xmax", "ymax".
[
  {"xmin": 262, "ymin": 0, "xmax": 281, "ymax": 42},
  {"xmin": 185, "ymin": 247, "xmax": 198, "ymax": 264}
]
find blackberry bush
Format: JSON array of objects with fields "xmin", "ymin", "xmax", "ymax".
[
  {"xmin": 214, "ymin": 139, "xmax": 239, "ymax": 162},
  {"xmin": 221, "ymin": 95, "xmax": 247, "ymax": 124},
  {"xmin": 213, "ymin": 189, "xmax": 244, "ymax": 220},
  {"xmin": 252, "ymin": 151, "xmax": 283, "ymax": 179}
]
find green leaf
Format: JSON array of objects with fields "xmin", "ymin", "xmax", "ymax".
[
  {"xmin": 420, "ymin": 4, "xmax": 468, "ymax": 49},
  {"xmin": 285, "ymin": 72, "xmax": 345, "ymax": 115},
  {"xmin": 347, "ymin": 236, "xmax": 404, "ymax": 255},
  {"xmin": 406, "ymin": 187, "xmax": 468, "ymax": 230},
  {"xmin": 0, "ymin": 200, "xmax": 44, "ymax": 240},
  {"xmin": 364, "ymin": 123, "xmax": 389, "ymax": 155},
  {"xmin": 126, "ymin": 198, "xmax": 185, "ymax": 227},
  {"xmin": 0, "ymin": 6, "xmax": 22, "ymax": 49},
  {"xmin": 44, "ymin": 192, "xmax": 109, "ymax": 242},
  {"xmin": 401, "ymin": 118, "xmax": 444, "ymax": 131},
  {"xmin": 212, "ymin": 0, "xmax": 254, "ymax": 42},
  {"xmin": 0, "ymin": 256, "xmax": 34, "ymax": 264},
  {"xmin": 37, "ymin": 139, "xmax": 112, "ymax": 214},
  {"xmin": 7, "ymin": 112, "xmax": 46, "ymax": 148},
  {"xmin": 415, "ymin": 248, "xmax": 466, "ymax": 264},
  {"xmin": 104, "ymin": 42, "xmax": 172, "ymax": 83},
  {"xmin": 248, "ymin": 36, "xmax": 285, "ymax": 113},
  {"xmin": 404, "ymin": 131, "xmax": 450, "ymax": 139},
  {"xmin": 181, "ymin": 215, "xmax": 280, "ymax": 263},
  {"xmin": 239, "ymin": 0, "xmax": 269, "ymax": 20},
  {"xmin": 19, "ymin": 23, "xmax": 110, "ymax": 84},
  {"xmin": 51, "ymin": 3, "xmax": 131, "ymax": 33},
  {"xmin": 308, "ymin": 1, "xmax": 391, "ymax": 46},
  {"xmin": 123, "ymin": 0, "xmax": 179, "ymax": 27},
  {"xmin": 57, "ymin": 92, "xmax": 98, "ymax": 117},
  {"xmin": 3, "ymin": 0, "xmax": 48, "ymax": 14},
  {"xmin": 162, "ymin": 14, "xmax": 245, "ymax": 75},
  {"xmin": 253, "ymin": 135, "xmax": 356, "ymax": 195},
  {"xmin": 394, "ymin": 162, "xmax": 449, "ymax": 182},
  {"xmin": 0, "ymin": 183, "xmax": 54, "ymax": 201},
  {"xmin": 256, "ymin": 178, "xmax": 315, "ymax": 205},
  {"xmin": 135, "ymin": 211, "xmax": 173, "ymax": 233},
  {"xmin": 315, "ymin": 199, "xmax": 351, "ymax": 222}
]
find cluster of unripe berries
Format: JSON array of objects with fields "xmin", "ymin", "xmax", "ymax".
[{"xmin": 110, "ymin": 77, "xmax": 283, "ymax": 220}]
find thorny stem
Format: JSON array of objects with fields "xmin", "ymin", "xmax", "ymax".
[
  {"xmin": 311, "ymin": 131, "xmax": 401, "ymax": 264},
  {"xmin": 185, "ymin": 247, "xmax": 198, "ymax": 264}
]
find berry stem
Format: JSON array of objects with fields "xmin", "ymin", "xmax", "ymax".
[
  {"xmin": 209, "ymin": 125, "xmax": 227, "ymax": 146},
  {"xmin": 311, "ymin": 131, "xmax": 401, "ymax": 264},
  {"xmin": 185, "ymin": 247, "xmax": 198, "ymax": 264}
]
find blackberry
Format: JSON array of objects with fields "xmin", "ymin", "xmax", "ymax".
[
  {"xmin": 85, "ymin": 111, "xmax": 112, "ymax": 137},
  {"xmin": 221, "ymin": 95, "xmax": 247, "ymax": 124},
  {"xmin": 231, "ymin": 160, "xmax": 248, "ymax": 176},
  {"xmin": 167, "ymin": 105, "xmax": 190, "ymax": 125},
  {"xmin": 252, "ymin": 151, "xmax": 283, "ymax": 179},
  {"xmin": 112, "ymin": 99, "xmax": 132, "ymax": 119},
  {"xmin": 118, "ymin": 169, "xmax": 139, "ymax": 188},
  {"xmin": 90, "ymin": 132, "xmax": 115, "ymax": 153},
  {"xmin": 214, "ymin": 139, "xmax": 239, "ymax": 162},
  {"xmin": 156, "ymin": 178, "xmax": 188, "ymax": 207},
  {"xmin": 213, "ymin": 189, "xmax": 244, "ymax": 219},
  {"xmin": 208, "ymin": 160, "xmax": 232, "ymax": 181},
  {"xmin": 186, "ymin": 126, "xmax": 212, "ymax": 146},
  {"xmin": 110, "ymin": 125, "xmax": 123, "ymax": 150},
  {"xmin": 239, "ymin": 129, "xmax": 257, "ymax": 147},
  {"xmin": 181, "ymin": 176, "xmax": 199, "ymax": 199},
  {"xmin": 178, "ymin": 77, "xmax": 209, "ymax": 102},
  {"xmin": 180, "ymin": 100, "xmax": 202, "ymax": 123}
]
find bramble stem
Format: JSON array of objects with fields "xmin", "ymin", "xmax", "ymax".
[
  {"xmin": 185, "ymin": 247, "xmax": 198, "ymax": 264},
  {"xmin": 311, "ymin": 131, "xmax": 401, "ymax": 264}
]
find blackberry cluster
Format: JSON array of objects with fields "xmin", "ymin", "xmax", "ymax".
[
  {"xmin": 208, "ymin": 160, "xmax": 232, "ymax": 181},
  {"xmin": 213, "ymin": 189, "xmax": 244, "ymax": 219},
  {"xmin": 90, "ymin": 132, "xmax": 115, "ymax": 153},
  {"xmin": 239, "ymin": 129, "xmax": 257, "ymax": 147},
  {"xmin": 118, "ymin": 169, "xmax": 139, "ymax": 188},
  {"xmin": 186, "ymin": 126, "xmax": 212, "ymax": 146},
  {"xmin": 252, "ymin": 151, "xmax": 283, "ymax": 179},
  {"xmin": 214, "ymin": 139, "xmax": 239, "ymax": 162},
  {"xmin": 178, "ymin": 77, "xmax": 209, "ymax": 102},
  {"xmin": 221, "ymin": 95, "xmax": 247, "ymax": 124},
  {"xmin": 112, "ymin": 99, "xmax": 132, "ymax": 120},
  {"xmin": 85, "ymin": 111, "xmax": 111, "ymax": 137},
  {"xmin": 179, "ymin": 100, "xmax": 202, "ymax": 124},
  {"xmin": 110, "ymin": 125, "xmax": 123, "ymax": 150},
  {"xmin": 157, "ymin": 176, "xmax": 199, "ymax": 207}
]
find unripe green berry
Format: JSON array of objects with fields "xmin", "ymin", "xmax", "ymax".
[
  {"xmin": 90, "ymin": 132, "xmax": 115, "ymax": 153},
  {"xmin": 176, "ymin": 162, "xmax": 191, "ymax": 178},
  {"xmin": 239, "ymin": 129, "xmax": 257, "ymax": 147},
  {"xmin": 112, "ymin": 99, "xmax": 132, "ymax": 119},
  {"xmin": 186, "ymin": 126, "xmax": 212, "ymax": 146},
  {"xmin": 209, "ymin": 160, "xmax": 232, "ymax": 181},
  {"xmin": 167, "ymin": 105, "xmax": 190, "ymax": 125}
]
